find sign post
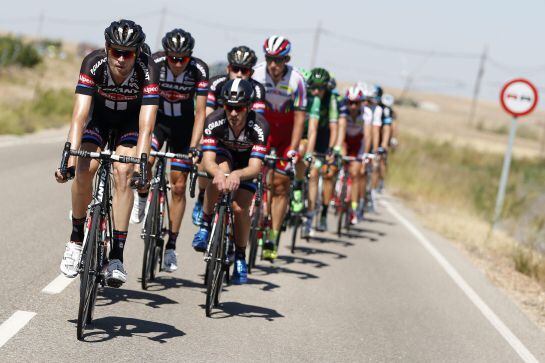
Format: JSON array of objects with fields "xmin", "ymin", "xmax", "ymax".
[{"xmin": 493, "ymin": 79, "xmax": 538, "ymax": 229}]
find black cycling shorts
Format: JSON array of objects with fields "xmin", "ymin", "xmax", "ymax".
[
  {"xmin": 215, "ymin": 147, "xmax": 257, "ymax": 193},
  {"xmin": 82, "ymin": 117, "xmax": 139, "ymax": 148},
  {"xmin": 151, "ymin": 113, "xmax": 194, "ymax": 172}
]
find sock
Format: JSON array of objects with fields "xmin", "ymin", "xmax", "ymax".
[
  {"xmin": 321, "ymin": 204, "xmax": 329, "ymax": 218},
  {"xmin": 268, "ymin": 229, "xmax": 279, "ymax": 243},
  {"xmin": 166, "ymin": 231, "xmax": 178, "ymax": 250},
  {"xmin": 294, "ymin": 180, "xmax": 303, "ymax": 190},
  {"xmin": 138, "ymin": 191, "xmax": 149, "ymax": 199},
  {"xmin": 235, "ymin": 246, "xmax": 246, "ymax": 259},
  {"xmin": 109, "ymin": 230, "xmax": 128, "ymax": 262},
  {"xmin": 351, "ymin": 201, "xmax": 358, "ymax": 211},
  {"xmin": 201, "ymin": 213, "xmax": 212, "ymax": 230},
  {"xmin": 70, "ymin": 216, "xmax": 86, "ymax": 244},
  {"xmin": 198, "ymin": 189, "xmax": 205, "ymax": 203}
]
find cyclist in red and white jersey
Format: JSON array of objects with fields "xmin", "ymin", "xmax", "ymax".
[{"xmin": 252, "ymin": 35, "xmax": 307, "ymax": 261}]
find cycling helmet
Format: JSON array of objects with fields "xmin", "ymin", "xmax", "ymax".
[
  {"xmin": 328, "ymin": 77, "xmax": 337, "ymax": 91},
  {"xmin": 105, "ymin": 19, "xmax": 145, "ymax": 48},
  {"xmin": 299, "ymin": 68, "xmax": 311, "ymax": 82},
  {"xmin": 345, "ymin": 85, "xmax": 364, "ymax": 102},
  {"xmin": 374, "ymin": 85, "xmax": 384, "ymax": 98},
  {"xmin": 227, "ymin": 46, "xmax": 257, "ymax": 68},
  {"xmin": 162, "ymin": 28, "xmax": 194, "ymax": 55},
  {"xmin": 263, "ymin": 35, "xmax": 291, "ymax": 56},
  {"xmin": 140, "ymin": 43, "xmax": 151, "ymax": 56},
  {"xmin": 381, "ymin": 94, "xmax": 395, "ymax": 107},
  {"xmin": 221, "ymin": 78, "xmax": 254, "ymax": 107},
  {"xmin": 307, "ymin": 68, "xmax": 331, "ymax": 89}
]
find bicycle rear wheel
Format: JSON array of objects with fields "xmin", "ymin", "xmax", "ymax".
[
  {"xmin": 337, "ymin": 179, "xmax": 348, "ymax": 237},
  {"xmin": 248, "ymin": 203, "xmax": 261, "ymax": 274},
  {"xmin": 141, "ymin": 189, "xmax": 158, "ymax": 290},
  {"xmin": 77, "ymin": 206, "xmax": 100, "ymax": 340},
  {"xmin": 205, "ymin": 206, "xmax": 226, "ymax": 317}
]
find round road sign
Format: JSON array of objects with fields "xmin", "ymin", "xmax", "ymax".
[{"xmin": 500, "ymin": 78, "xmax": 538, "ymax": 118}]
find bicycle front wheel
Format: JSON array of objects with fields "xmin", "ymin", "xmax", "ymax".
[
  {"xmin": 141, "ymin": 189, "xmax": 158, "ymax": 290},
  {"xmin": 248, "ymin": 203, "xmax": 261, "ymax": 274},
  {"xmin": 205, "ymin": 206, "xmax": 226, "ymax": 317},
  {"xmin": 77, "ymin": 205, "xmax": 100, "ymax": 341}
]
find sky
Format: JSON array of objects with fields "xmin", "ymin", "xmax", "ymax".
[{"xmin": 1, "ymin": 0, "xmax": 544, "ymax": 105}]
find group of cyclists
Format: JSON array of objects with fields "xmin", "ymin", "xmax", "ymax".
[{"xmin": 55, "ymin": 19, "xmax": 396, "ymax": 292}]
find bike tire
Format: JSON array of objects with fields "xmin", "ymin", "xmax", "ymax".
[
  {"xmin": 337, "ymin": 179, "xmax": 348, "ymax": 237},
  {"xmin": 290, "ymin": 215, "xmax": 300, "ymax": 254},
  {"xmin": 248, "ymin": 204, "xmax": 260, "ymax": 274},
  {"xmin": 205, "ymin": 206, "xmax": 225, "ymax": 317},
  {"xmin": 76, "ymin": 206, "xmax": 100, "ymax": 341},
  {"xmin": 141, "ymin": 189, "xmax": 158, "ymax": 290}
]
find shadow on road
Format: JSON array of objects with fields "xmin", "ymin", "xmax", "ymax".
[
  {"xmin": 277, "ymin": 254, "xmax": 329, "ymax": 269},
  {"xmin": 71, "ymin": 316, "xmax": 185, "ymax": 343},
  {"xmin": 95, "ymin": 287, "xmax": 178, "ymax": 309},
  {"xmin": 306, "ymin": 235, "xmax": 355, "ymax": 247},
  {"xmin": 253, "ymin": 264, "xmax": 319, "ymax": 280},
  {"xmin": 338, "ymin": 230, "xmax": 379, "ymax": 241},
  {"xmin": 208, "ymin": 302, "xmax": 284, "ymax": 321},
  {"xmin": 349, "ymin": 226, "xmax": 386, "ymax": 237},
  {"xmin": 143, "ymin": 276, "xmax": 204, "ymax": 292},
  {"xmin": 246, "ymin": 277, "xmax": 280, "ymax": 291},
  {"xmin": 364, "ymin": 216, "xmax": 395, "ymax": 226},
  {"xmin": 295, "ymin": 246, "xmax": 347, "ymax": 260}
]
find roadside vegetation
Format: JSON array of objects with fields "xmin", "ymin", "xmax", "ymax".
[{"xmin": 388, "ymin": 132, "xmax": 545, "ymax": 283}]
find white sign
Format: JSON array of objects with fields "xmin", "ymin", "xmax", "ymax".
[{"xmin": 500, "ymin": 78, "xmax": 538, "ymax": 118}]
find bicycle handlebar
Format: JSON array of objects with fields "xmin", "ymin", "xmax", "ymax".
[{"xmin": 150, "ymin": 150, "xmax": 191, "ymax": 160}]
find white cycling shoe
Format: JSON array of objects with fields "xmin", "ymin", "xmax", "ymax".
[
  {"xmin": 130, "ymin": 191, "xmax": 147, "ymax": 224},
  {"xmin": 60, "ymin": 242, "xmax": 82, "ymax": 278},
  {"xmin": 162, "ymin": 249, "xmax": 178, "ymax": 272},
  {"xmin": 106, "ymin": 259, "xmax": 127, "ymax": 288}
]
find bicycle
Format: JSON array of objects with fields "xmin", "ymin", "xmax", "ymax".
[
  {"xmin": 363, "ymin": 153, "xmax": 377, "ymax": 213},
  {"xmin": 311, "ymin": 152, "xmax": 338, "ymax": 232},
  {"xmin": 59, "ymin": 140, "xmax": 146, "ymax": 341},
  {"xmin": 140, "ymin": 150, "xmax": 192, "ymax": 290}
]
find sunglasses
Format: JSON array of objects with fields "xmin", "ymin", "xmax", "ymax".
[
  {"xmin": 265, "ymin": 56, "xmax": 287, "ymax": 64},
  {"xmin": 310, "ymin": 86, "xmax": 326, "ymax": 92},
  {"xmin": 109, "ymin": 47, "xmax": 136, "ymax": 59},
  {"xmin": 168, "ymin": 55, "xmax": 191, "ymax": 64},
  {"xmin": 230, "ymin": 65, "xmax": 252, "ymax": 75},
  {"xmin": 224, "ymin": 104, "xmax": 247, "ymax": 113}
]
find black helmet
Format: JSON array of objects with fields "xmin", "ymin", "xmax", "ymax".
[
  {"xmin": 227, "ymin": 46, "xmax": 257, "ymax": 68},
  {"xmin": 162, "ymin": 28, "xmax": 194, "ymax": 55},
  {"xmin": 308, "ymin": 67, "xmax": 331, "ymax": 88},
  {"xmin": 221, "ymin": 79, "xmax": 254, "ymax": 107},
  {"xmin": 140, "ymin": 43, "xmax": 151, "ymax": 56},
  {"xmin": 104, "ymin": 19, "xmax": 145, "ymax": 49}
]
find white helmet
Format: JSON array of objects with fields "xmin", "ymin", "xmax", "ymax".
[
  {"xmin": 345, "ymin": 84, "xmax": 364, "ymax": 102},
  {"xmin": 357, "ymin": 81, "xmax": 373, "ymax": 99},
  {"xmin": 381, "ymin": 94, "xmax": 395, "ymax": 107}
]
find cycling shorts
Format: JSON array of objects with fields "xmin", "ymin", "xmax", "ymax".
[
  {"xmin": 151, "ymin": 113, "xmax": 194, "ymax": 172},
  {"xmin": 345, "ymin": 133, "xmax": 363, "ymax": 157},
  {"xmin": 82, "ymin": 118, "xmax": 139, "ymax": 149},
  {"xmin": 214, "ymin": 147, "xmax": 257, "ymax": 193}
]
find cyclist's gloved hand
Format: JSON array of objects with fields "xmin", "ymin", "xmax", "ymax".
[
  {"xmin": 303, "ymin": 152, "xmax": 313, "ymax": 162},
  {"xmin": 188, "ymin": 147, "xmax": 202, "ymax": 163},
  {"xmin": 390, "ymin": 137, "xmax": 398, "ymax": 147},
  {"xmin": 54, "ymin": 166, "xmax": 75, "ymax": 183},
  {"xmin": 333, "ymin": 145, "xmax": 342, "ymax": 155},
  {"xmin": 377, "ymin": 147, "xmax": 387, "ymax": 155},
  {"xmin": 130, "ymin": 171, "xmax": 148, "ymax": 189},
  {"xmin": 284, "ymin": 149, "xmax": 299, "ymax": 162}
]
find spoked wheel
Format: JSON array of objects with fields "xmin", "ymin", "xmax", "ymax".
[
  {"xmin": 141, "ymin": 190, "xmax": 158, "ymax": 290},
  {"xmin": 77, "ymin": 207, "xmax": 101, "ymax": 341},
  {"xmin": 290, "ymin": 215, "xmax": 300, "ymax": 254},
  {"xmin": 248, "ymin": 204, "xmax": 261, "ymax": 274},
  {"xmin": 337, "ymin": 182, "xmax": 348, "ymax": 238},
  {"xmin": 205, "ymin": 207, "xmax": 226, "ymax": 317}
]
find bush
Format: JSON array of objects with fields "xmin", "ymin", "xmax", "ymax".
[{"xmin": 0, "ymin": 35, "xmax": 42, "ymax": 68}]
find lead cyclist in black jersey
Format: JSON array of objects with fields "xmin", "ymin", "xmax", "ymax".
[{"xmin": 55, "ymin": 20, "xmax": 159, "ymax": 287}]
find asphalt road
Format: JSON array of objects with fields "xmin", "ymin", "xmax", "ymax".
[{"xmin": 1, "ymin": 133, "xmax": 545, "ymax": 362}]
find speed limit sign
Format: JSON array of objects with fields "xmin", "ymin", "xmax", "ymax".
[{"xmin": 500, "ymin": 78, "xmax": 538, "ymax": 117}]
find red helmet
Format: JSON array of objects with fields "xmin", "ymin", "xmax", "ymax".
[{"xmin": 263, "ymin": 35, "xmax": 291, "ymax": 56}]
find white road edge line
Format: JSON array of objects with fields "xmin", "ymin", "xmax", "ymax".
[
  {"xmin": 41, "ymin": 274, "xmax": 75, "ymax": 295},
  {"xmin": 0, "ymin": 311, "xmax": 36, "ymax": 349},
  {"xmin": 381, "ymin": 200, "xmax": 539, "ymax": 363}
]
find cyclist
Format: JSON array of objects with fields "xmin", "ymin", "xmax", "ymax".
[
  {"xmin": 378, "ymin": 93, "xmax": 395, "ymax": 192},
  {"xmin": 55, "ymin": 20, "xmax": 159, "ymax": 287},
  {"xmin": 130, "ymin": 28, "xmax": 209, "ymax": 272},
  {"xmin": 252, "ymin": 35, "xmax": 307, "ymax": 261},
  {"xmin": 301, "ymin": 68, "xmax": 341, "ymax": 234},
  {"xmin": 191, "ymin": 79, "xmax": 270, "ymax": 284},
  {"xmin": 191, "ymin": 46, "xmax": 266, "ymax": 226},
  {"xmin": 338, "ymin": 85, "xmax": 373, "ymax": 223}
]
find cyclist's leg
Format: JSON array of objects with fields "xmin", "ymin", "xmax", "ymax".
[
  {"xmin": 231, "ymin": 187, "xmax": 254, "ymax": 284},
  {"xmin": 320, "ymin": 164, "xmax": 337, "ymax": 229}
]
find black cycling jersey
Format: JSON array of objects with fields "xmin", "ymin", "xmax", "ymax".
[
  {"xmin": 152, "ymin": 52, "xmax": 209, "ymax": 117},
  {"xmin": 76, "ymin": 49, "xmax": 160, "ymax": 122},
  {"xmin": 202, "ymin": 109, "xmax": 269, "ymax": 164},
  {"xmin": 207, "ymin": 75, "xmax": 266, "ymax": 114},
  {"xmin": 76, "ymin": 49, "xmax": 159, "ymax": 147}
]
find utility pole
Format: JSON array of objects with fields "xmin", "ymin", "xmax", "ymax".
[
  {"xmin": 309, "ymin": 20, "xmax": 322, "ymax": 69},
  {"xmin": 468, "ymin": 45, "xmax": 488, "ymax": 126},
  {"xmin": 36, "ymin": 10, "xmax": 45, "ymax": 40},
  {"xmin": 155, "ymin": 6, "xmax": 167, "ymax": 51}
]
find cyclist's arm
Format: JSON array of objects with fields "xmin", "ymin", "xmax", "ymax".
[
  {"xmin": 306, "ymin": 117, "xmax": 319, "ymax": 155},
  {"xmin": 381, "ymin": 124, "xmax": 391, "ymax": 150},
  {"xmin": 66, "ymin": 94, "xmax": 93, "ymax": 153},
  {"xmin": 191, "ymin": 95, "xmax": 207, "ymax": 147},
  {"xmin": 231, "ymin": 157, "xmax": 262, "ymax": 181},
  {"xmin": 336, "ymin": 115, "xmax": 347, "ymax": 149},
  {"xmin": 202, "ymin": 150, "xmax": 222, "ymax": 177},
  {"xmin": 135, "ymin": 104, "xmax": 158, "ymax": 171},
  {"xmin": 205, "ymin": 106, "xmax": 216, "ymax": 117},
  {"xmin": 328, "ymin": 95, "xmax": 339, "ymax": 149},
  {"xmin": 290, "ymin": 110, "xmax": 305, "ymax": 151}
]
